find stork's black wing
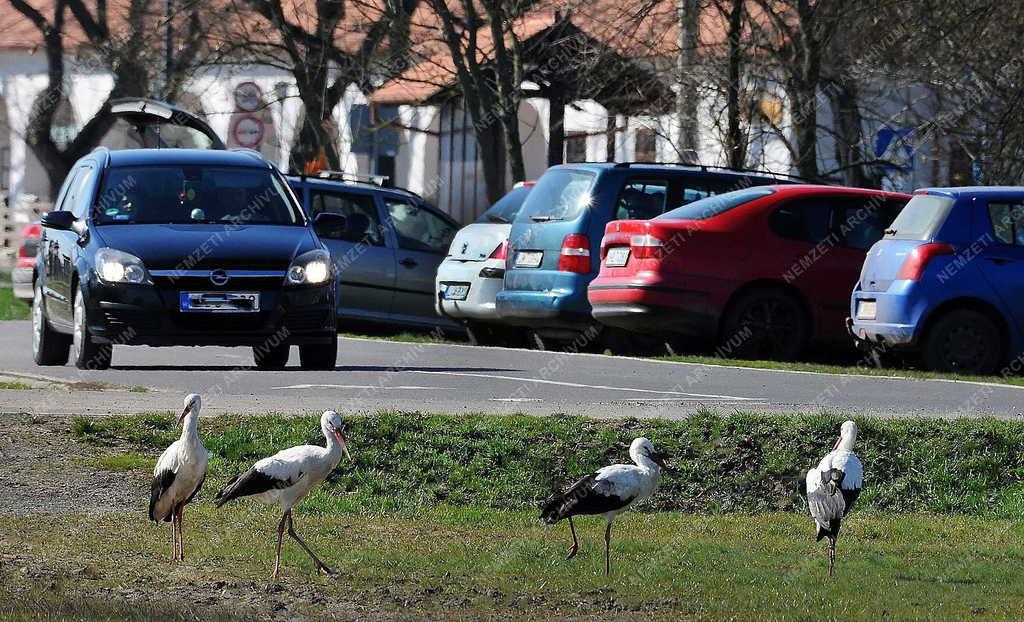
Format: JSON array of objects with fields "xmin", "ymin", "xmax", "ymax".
[
  {"xmin": 540, "ymin": 473, "xmax": 635, "ymax": 523},
  {"xmin": 149, "ymin": 469, "xmax": 176, "ymax": 522},
  {"xmin": 214, "ymin": 467, "xmax": 298, "ymax": 507}
]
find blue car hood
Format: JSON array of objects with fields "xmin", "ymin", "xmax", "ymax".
[{"xmin": 93, "ymin": 224, "xmax": 317, "ymax": 270}]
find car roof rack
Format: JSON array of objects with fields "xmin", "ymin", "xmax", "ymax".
[
  {"xmin": 311, "ymin": 170, "xmax": 425, "ymax": 200},
  {"xmin": 612, "ymin": 161, "xmax": 814, "ymax": 183}
]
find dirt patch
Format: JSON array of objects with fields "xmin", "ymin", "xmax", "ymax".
[{"xmin": 0, "ymin": 414, "xmax": 140, "ymax": 515}]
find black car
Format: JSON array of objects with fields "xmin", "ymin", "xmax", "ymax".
[{"xmin": 32, "ymin": 147, "xmax": 344, "ymax": 370}]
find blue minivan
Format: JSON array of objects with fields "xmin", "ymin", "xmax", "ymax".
[
  {"xmin": 496, "ymin": 163, "xmax": 791, "ymax": 348},
  {"xmin": 850, "ymin": 187, "xmax": 1024, "ymax": 374}
]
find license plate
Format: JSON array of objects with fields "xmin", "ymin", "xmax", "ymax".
[
  {"xmin": 857, "ymin": 300, "xmax": 877, "ymax": 320},
  {"xmin": 180, "ymin": 291, "xmax": 260, "ymax": 313},
  {"xmin": 514, "ymin": 251, "xmax": 543, "ymax": 268},
  {"xmin": 605, "ymin": 247, "xmax": 630, "ymax": 267},
  {"xmin": 443, "ymin": 284, "xmax": 470, "ymax": 301}
]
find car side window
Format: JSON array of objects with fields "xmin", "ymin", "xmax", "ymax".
[
  {"xmin": 615, "ymin": 179, "xmax": 668, "ymax": 220},
  {"xmin": 988, "ymin": 202, "xmax": 1024, "ymax": 246},
  {"xmin": 54, "ymin": 168, "xmax": 82, "ymax": 213},
  {"xmin": 70, "ymin": 165, "xmax": 94, "ymax": 219},
  {"xmin": 310, "ymin": 191, "xmax": 384, "ymax": 246},
  {"xmin": 384, "ymin": 199, "xmax": 456, "ymax": 253},
  {"xmin": 838, "ymin": 198, "xmax": 905, "ymax": 251},
  {"xmin": 769, "ymin": 199, "xmax": 834, "ymax": 244}
]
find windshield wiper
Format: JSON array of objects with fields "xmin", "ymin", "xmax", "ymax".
[
  {"xmin": 531, "ymin": 215, "xmax": 564, "ymax": 222},
  {"xmin": 487, "ymin": 214, "xmax": 510, "ymax": 224},
  {"xmin": 884, "ymin": 228, "xmax": 898, "ymax": 235}
]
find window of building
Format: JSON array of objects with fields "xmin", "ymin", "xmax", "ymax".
[
  {"xmin": 634, "ymin": 128, "xmax": 657, "ymax": 162},
  {"xmin": 565, "ymin": 133, "xmax": 587, "ymax": 163}
]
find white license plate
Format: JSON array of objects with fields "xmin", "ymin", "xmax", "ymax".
[
  {"xmin": 180, "ymin": 291, "xmax": 260, "ymax": 313},
  {"xmin": 857, "ymin": 300, "xmax": 877, "ymax": 320},
  {"xmin": 605, "ymin": 247, "xmax": 630, "ymax": 267},
  {"xmin": 443, "ymin": 284, "xmax": 470, "ymax": 301},
  {"xmin": 514, "ymin": 251, "xmax": 543, "ymax": 268}
]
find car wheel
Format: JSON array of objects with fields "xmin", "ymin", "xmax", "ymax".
[
  {"xmin": 720, "ymin": 288, "xmax": 810, "ymax": 361},
  {"xmin": 254, "ymin": 342, "xmax": 291, "ymax": 369},
  {"xmin": 922, "ymin": 309, "xmax": 1001, "ymax": 375},
  {"xmin": 72, "ymin": 283, "xmax": 112, "ymax": 370},
  {"xmin": 299, "ymin": 334, "xmax": 338, "ymax": 370},
  {"xmin": 32, "ymin": 281, "xmax": 70, "ymax": 366},
  {"xmin": 466, "ymin": 323, "xmax": 510, "ymax": 347}
]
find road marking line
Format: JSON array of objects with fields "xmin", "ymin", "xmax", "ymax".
[
  {"xmin": 271, "ymin": 384, "xmax": 451, "ymax": 390},
  {"xmin": 408, "ymin": 370, "xmax": 761, "ymax": 401},
  {"xmin": 490, "ymin": 398, "xmax": 543, "ymax": 402}
]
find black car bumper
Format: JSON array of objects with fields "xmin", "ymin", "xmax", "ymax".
[
  {"xmin": 590, "ymin": 302, "xmax": 716, "ymax": 337},
  {"xmin": 84, "ymin": 276, "xmax": 336, "ymax": 347}
]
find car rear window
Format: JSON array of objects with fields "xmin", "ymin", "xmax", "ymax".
[
  {"xmin": 478, "ymin": 185, "xmax": 531, "ymax": 224},
  {"xmin": 94, "ymin": 165, "xmax": 304, "ymax": 225},
  {"xmin": 514, "ymin": 169, "xmax": 596, "ymax": 223},
  {"xmin": 884, "ymin": 194, "xmax": 955, "ymax": 240},
  {"xmin": 657, "ymin": 187, "xmax": 775, "ymax": 221}
]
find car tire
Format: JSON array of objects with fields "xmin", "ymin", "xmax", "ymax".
[
  {"xmin": 254, "ymin": 342, "xmax": 291, "ymax": 369},
  {"xmin": 922, "ymin": 309, "xmax": 1001, "ymax": 375},
  {"xmin": 720, "ymin": 288, "xmax": 810, "ymax": 361},
  {"xmin": 299, "ymin": 334, "xmax": 338, "ymax": 370},
  {"xmin": 72, "ymin": 283, "xmax": 112, "ymax": 370},
  {"xmin": 466, "ymin": 322, "xmax": 515, "ymax": 347},
  {"xmin": 32, "ymin": 281, "xmax": 71, "ymax": 366}
]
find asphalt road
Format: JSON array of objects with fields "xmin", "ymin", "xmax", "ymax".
[{"xmin": 0, "ymin": 320, "xmax": 1019, "ymax": 419}]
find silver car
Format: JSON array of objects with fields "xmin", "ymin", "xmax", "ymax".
[{"xmin": 436, "ymin": 183, "xmax": 533, "ymax": 345}]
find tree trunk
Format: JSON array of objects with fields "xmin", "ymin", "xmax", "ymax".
[
  {"xmin": 675, "ymin": 0, "xmax": 700, "ymax": 162},
  {"xmin": 605, "ymin": 112, "xmax": 617, "ymax": 161},
  {"xmin": 547, "ymin": 92, "xmax": 565, "ymax": 167},
  {"xmin": 787, "ymin": 80, "xmax": 819, "ymax": 180},
  {"xmin": 476, "ymin": 121, "xmax": 508, "ymax": 206},
  {"xmin": 289, "ymin": 73, "xmax": 343, "ymax": 174},
  {"xmin": 724, "ymin": 0, "xmax": 746, "ymax": 170},
  {"xmin": 827, "ymin": 79, "xmax": 872, "ymax": 187}
]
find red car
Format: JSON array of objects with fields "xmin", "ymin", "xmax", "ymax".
[{"xmin": 588, "ymin": 185, "xmax": 911, "ymax": 360}]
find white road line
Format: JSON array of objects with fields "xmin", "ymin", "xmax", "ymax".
[
  {"xmin": 489, "ymin": 398, "xmax": 543, "ymax": 402},
  {"xmin": 271, "ymin": 384, "xmax": 451, "ymax": 390},
  {"xmin": 408, "ymin": 370, "xmax": 761, "ymax": 401}
]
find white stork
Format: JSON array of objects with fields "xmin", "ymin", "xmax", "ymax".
[
  {"xmin": 806, "ymin": 419, "xmax": 863, "ymax": 577},
  {"xmin": 149, "ymin": 393, "xmax": 209, "ymax": 562},
  {"xmin": 214, "ymin": 410, "xmax": 351, "ymax": 579},
  {"xmin": 541, "ymin": 437, "xmax": 668, "ymax": 575}
]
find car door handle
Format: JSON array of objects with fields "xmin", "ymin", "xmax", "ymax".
[
  {"xmin": 987, "ymin": 256, "xmax": 1015, "ymax": 265},
  {"xmin": 399, "ymin": 257, "xmax": 418, "ymax": 268}
]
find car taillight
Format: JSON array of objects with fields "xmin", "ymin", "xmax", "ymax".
[
  {"xmin": 489, "ymin": 239, "xmax": 509, "ymax": 260},
  {"xmin": 897, "ymin": 242, "xmax": 954, "ymax": 280},
  {"xmin": 16, "ymin": 244, "xmax": 34, "ymax": 268},
  {"xmin": 630, "ymin": 234, "xmax": 665, "ymax": 260},
  {"xmin": 558, "ymin": 233, "xmax": 591, "ymax": 273}
]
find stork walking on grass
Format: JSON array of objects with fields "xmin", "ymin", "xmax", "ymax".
[
  {"xmin": 806, "ymin": 420, "xmax": 863, "ymax": 577},
  {"xmin": 214, "ymin": 411, "xmax": 351, "ymax": 579},
  {"xmin": 541, "ymin": 437, "xmax": 668, "ymax": 575},
  {"xmin": 149, "ymin": 393, "xmax": 208, "ymax": 562}
]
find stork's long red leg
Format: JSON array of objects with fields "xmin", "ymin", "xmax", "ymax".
[
  {"xmin": 287, "ymin": 513, "xmax": 334, "ymax": 575},
  {"xmin": 272, "ymin": 511, "xmax": 288, "ymax": 579},
  {"xmin": 828, "ymin": 537, "xmax": 836, "ymax": 578},
  {"xmin": 178, "ymin": 506, "xmax": 186, "ymax": 562},
  {"xmin": 566, "ymin": 516, "xmax": 580, "ymax": 560},
  {"xmin": 169, "ymin": 513, "xmax": 177, "ymax": 562},
  {"xmin": 604, "ymin": 522, "xmax": 612, "ymax": 576}
]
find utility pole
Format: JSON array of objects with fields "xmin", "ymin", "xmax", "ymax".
[
  {"xmin": 675, "ymin": 0, "xmax": 700, "ymax": 163},
  {"xmin": 163, "ymin": 0, "xmax": 174, "ymax": 98}
]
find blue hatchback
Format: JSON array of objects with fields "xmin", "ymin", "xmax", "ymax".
[
  {"xmin": 850, "ymin": 186, "xmax": 1024, "ymax": 374},
  {"xmin": 497, "ymin": 163, "xmax": 791, "ymax": 347}
]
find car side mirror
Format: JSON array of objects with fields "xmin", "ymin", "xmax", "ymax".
[
  {"xmin": 41, "ymin": 210, "xmax": 76, "ymax": 232},
  {"xmin": 313, "ymin": 212, "xmax": 348, "ymax": 240}
]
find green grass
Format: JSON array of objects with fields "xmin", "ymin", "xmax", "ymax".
[
  {"xmin": 658, "ymin": 352, "xmax": 1024, "ymax": 387},
  {"xmin": 127, "ymin": 384, "xmax": 149, "ymax": 393},
  {"xmin": 0, "ymin": 380, "xmax": 33, "ymax": 390},
  {"xmin": 92, "ymin": 452, "xmax": 152, "ymax": 472},
  {"xmin": 72, "ymin": 411, "xmax": 1024, "ymax": 517},
  {"xmin": 339, "ymin": 329, "xmax": 462, "ymax": 344},
  {"xmin": 0, "ymin": 286, "xmax": 30, "ymax": 321},
  {"xmin": 1, "ymin": 508, "xmax": 1022, "ymax": 620}
]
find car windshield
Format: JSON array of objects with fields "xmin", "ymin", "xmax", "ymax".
[
  {"xmin": 658, "ymin": 187, "xmax": 776, "ymax": 220},
  {"xmin": 478, "ymin": 186, "xmax": 531, "ymax": 224},
  {"xmin": 884, "ymin": 194, "xmax": 955, "ymax": 240},
  {"xmin": 514, "ymin": 169, "xmax": 596, "ymax": 223},
  {"xmin": 93, "ymin": 165, "xmax": 304, "ymax": 225}
]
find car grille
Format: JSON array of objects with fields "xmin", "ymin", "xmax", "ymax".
[
  {"xmin": 283, "ymin": 308, "xmax": 331, "ymax": 332},
  {"xmin": 102, "ymin": 309, "xmax": 160, "ymax": 333}
]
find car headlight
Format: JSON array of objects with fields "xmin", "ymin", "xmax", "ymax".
[
  {"xmin": 286, "ymin": 249, "xmax": 332, "ymax": 285},
  {"xmin": 94, "ymin": 247, "xmax": 152, "ymax": 284}
]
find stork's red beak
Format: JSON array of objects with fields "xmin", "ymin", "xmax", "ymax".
[
  {"xmin": 334, "ymin": 428, "xmax": 351, "ymax": 461},
  {"xmin": 650, "ymin": 451, "xmax": 671, "ymax": 471},
  {"xmin": 833, "ymin": 435, "xmax": 842, "ymax": 450},
  {"xmin": 176, "ymin": 404, "xmax": 190, "ymax": 426}
]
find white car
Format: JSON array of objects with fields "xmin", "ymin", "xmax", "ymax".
[{"xmin": 436, "ymin": 183, "xmax": 533, "ymax": 345}]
